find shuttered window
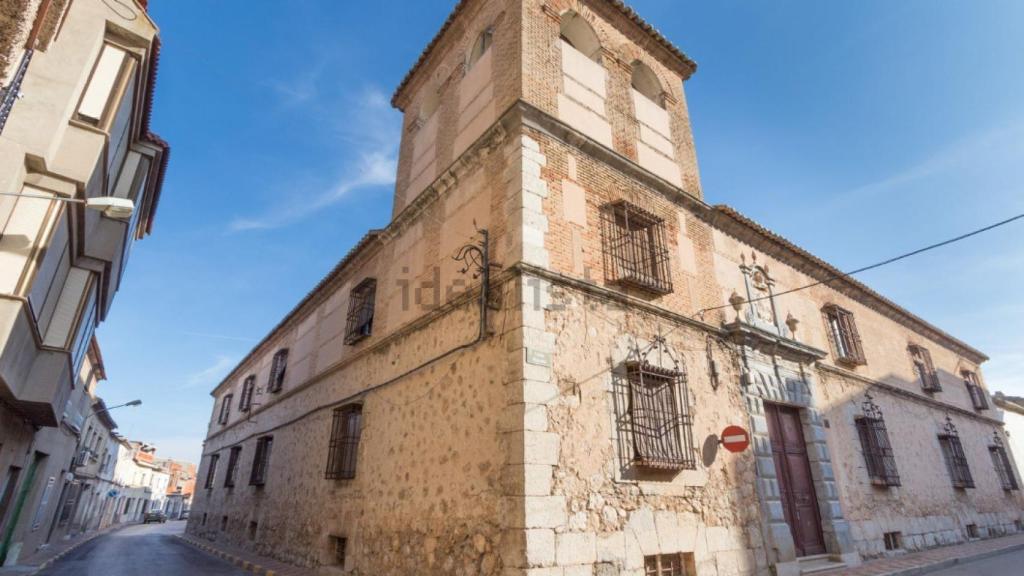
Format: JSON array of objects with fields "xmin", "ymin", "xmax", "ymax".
[
  {"xmin": 268, "ymin": 348, "xmax": 289, "ymax": 393},
  {"xmin": 249, "ymin": 436, "xmax": 273, "ymax": 487},
  {"xmin": 823, "ymin": 305, "xmax": 865, "ymax": 365},
  {"xmin": 344, "ymin": 279, "xmax": 377, "ymax": 345},
  {"xmin": 938, "ymin": 434, "xmax": 974, "ymax": 489},
  {"xmin": 326, "ymin": 406, "xmax": 363, "ymax": 480},
  {"xmin": 224, "ymin": 446, "xmax": 241, "ymax": 488},
  {"xmin": 217, "ymin": 394, "xmax": 233, "ymax": 425},
  {"xmin": 627, "ymin": 361, "xmax": 694, "ymax": 471},
  {"xmin": 962, "ymin": 371, "xmax": 988, "ymax": 411},
  {"xmin": 908, "ymin": 345, "xmax": 940, "ymax": 392},
  {"xmin": 204, "ymin": 454, "xmax": 219, "ymax": 489},
  {"xmin": 600, "ymin": 201, "xmax": 673, "ymax": 295},
  {"xmin": 239, "ymin": 375, "xmax": 256, "ymax": 412}
]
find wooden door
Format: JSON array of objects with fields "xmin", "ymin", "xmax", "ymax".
[{"xmin": 765, "ymin": 403, "xmax": 826, "ymax": 557}]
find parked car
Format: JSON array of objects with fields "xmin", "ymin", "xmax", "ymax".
[
  {"xmin": 143, "ymin": 511, "xmax": 168, "ymax": 524},
  {"xmin": 179, "ymin": 510, "xmax": 190, "ymax": 520}
]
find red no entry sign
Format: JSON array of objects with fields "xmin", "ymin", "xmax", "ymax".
[{"xmin": 720, "ymin": 425, "xmax": 750, "ymax": 453}]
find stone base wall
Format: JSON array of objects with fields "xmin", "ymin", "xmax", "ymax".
[{"xmin": 849, "ymin": 512, "xmax": 1024, "ymax": 559}]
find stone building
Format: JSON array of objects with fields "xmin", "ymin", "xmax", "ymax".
[
  {"xmin": 187, "ymin": 1, "xmax": 1023, "ymax": 575},
  {"xmin": 0, "ymin": 0, "xmax": 167, "ymax": 565}
]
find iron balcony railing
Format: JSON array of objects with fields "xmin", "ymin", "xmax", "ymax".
[{"xmin": 0, "ymin": 49, "xmax": 32, "ymax": 135}]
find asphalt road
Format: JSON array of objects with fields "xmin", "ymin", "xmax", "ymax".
[
  {"xmin": 36, "ymin": 521, "xmax": 248, "ymax": 576},
  {"xmin": 927, "ymin": 546, "xmax": 1024, "ymax": 576}
]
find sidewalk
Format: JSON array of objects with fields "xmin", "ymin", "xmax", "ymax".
[
  {"xmin": 176, "ymin": 533, "xmax": 314, "ymax": 576},
  {"xmin": 836, "ymin": 532, "xmax": 1024, "ymax": 575},
  {"xmin": 0, "ymin": 522, "xmax": 133, "ymax": 576}
]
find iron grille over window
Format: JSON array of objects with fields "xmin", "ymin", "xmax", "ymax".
[
  {"xmin": 239, "ymin": 375, "xmax": 256, "ymax": 412},
  {"xmin": 204, "ymin": 454, "xmax": 219, "ymax": 489},
  {"xmin": 854, "ymin": 393, "xmax": 900, "ymax": 486},
  {"xmin": 938, "ymin": 416, "xmax": 974, "ymax": 489},
  {"xmin": 909, "ymin": 345, "xmax": 941, "ymax": 393},
  {"xmin": 224, "ymin": 446, "xmax": 241, "ymax": 488},
  {"xmin": 645, "ymin": 553, "xmax": 690, "ymax": 576},
  {"xmin": 326, "ymin": 406, "xmax": 363, "ymax": 480},
  {"xmin": 268, "ymin": 349, "xmax": 289, "ymax": 393},
  {"xmin": 218, "ymin": 394, "xmax": 233, "ymax": 425},
  {"xmin": 249, "ymin": 436, "xmax": 273, "ymax": 487},
  {"xmin": 962, "ymin": 371, "xmax": 988, "ymax": 410},
  {"xmin": 344, "ymin": 278, "xmax": 377, "ymax": 345},
  {"xmin": 625, "ymin": 342, "xmax": 694, "ymax": 471},
  {"xmin": 989, "ymin": 434, "xmax": 1019, "ymax": 491},
  {"xmin": 823, "ymin": 305, "xmax": 865, "ymax": 365},
  {"xmin": 600, "ymin": 201, "xmax": 673, "ymax": 295}
]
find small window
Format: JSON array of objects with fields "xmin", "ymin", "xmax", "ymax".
[
  {"xmin": 220, "ymin": 515, "xmax": 228, "ymax": 531},
  {"xmin": 909, "ymin": 345, "xmax": 940, "ymax": 393},
  {"xmin": 268, "ymin": 349, "xmax": 289, "ymax": 393},
  {"xmin": 1015, "ymin": 519, "xmax": 1023, "ymax": 532},
  {"xmin": 326, "ymin": 406, "xmax": 363, "ymax": 480},
  {"xmin": 627, "ymin": 360, "xmax": 694, "ymax": 471},
  {"xmin": 883, "ymin": 531, "xmax": 902, "ymax": 551},
  {"xmin": 989, "ymin": 436, "xmax": 1019, "ymax": 491},
  {"xmin": 644, "ymin": 553, "xmax": 691, "ymax": 576},
  {"xmin": 249, "ymin": 436, "xmax": 273, "ymax": 487},
  {"xmin": 344, "ymin": 278, "xmax": 377, "ymax": 345},
  {"xmin": 331, "ymin": 535, "xmax": 348, "ymax": 567},
  {"xmin": 938, "ymin": 418, "xmax": 974, "ymax": 489},
  {"xmin": 963, "ymin": 371, "xmax": 988, "ymax": 411},
  {"xmin": 467, "ymin": 27, "xmax": 494, "ymax": 70},
  {"xmin": 201, "ymin": 512, "xmax": 207, "ymax": 526},
  {"xmin": 966, "ymin": 524, "xmax": 979, "ymax": 539},
  {"xmin": 77, "ymin": 43, "xmax": 135, "ymax": 127},
  {"xmin": 631, "ymin": 61, "xmax": 664, "ymax": 107},
  {"xmin": 224, "ymin": 446, "xmax": 241, "ymax": 488},
  {"xmin": 823, "ymin": 305, "xmax": 866, "ymax": 365},
  {"xmin": 239, "ymin": 375, "xmax": 256, "ymax": 412},
  {"xmin": 218, "ymin": 394, "xmax": 233, "ymax": 425},
  {"xmin": 600, "ymin": 201, "xmax": 673, "ymax": 295},
  {"xmin": 248, "ymin": 521, "xmax": 258, "ymax": 541},
  {"xmin": 855, "ymin": 394, "xmax": 900, "ymax": 486},
  {"xmin": 204, "ymin": 454, "xmax": 219, "ymax": 489}
]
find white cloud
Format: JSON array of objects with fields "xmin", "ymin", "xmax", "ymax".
[
  {"xmin": 230, "ymin": 86, "xmax": 400, "ymax": 232},
  {"xmin": 181, "ymin": 354, "xmax": 237, "ymax": 390}
]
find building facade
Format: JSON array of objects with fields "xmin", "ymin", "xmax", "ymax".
[
  {"xmin": 993, "ymin": 393, "xmax": 1024, "ymax": 483},
  {"xmin": 187, "ymin": 2, "xmax": 1022, "ymax": 575},
  {"xmin": 0, "ymin": 0, "xmax": 167, "ymax": 565}
]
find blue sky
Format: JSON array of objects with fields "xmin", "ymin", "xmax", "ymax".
[{"xmin": 96, "ymin": 1, "xmax": 1024, "ymax": 464}]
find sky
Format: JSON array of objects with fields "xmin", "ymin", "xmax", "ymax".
[{"xmin": 96, "ymin": 1, "xmax": 1024, "ymax": 464}]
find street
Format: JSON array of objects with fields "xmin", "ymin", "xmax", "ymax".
[
  {"xmin": 36, "ymin": 522, "xmax": 247, "ymax": 576},
  {"xmin": 927, "ymin": 547, "xmax": 1024, "ymax": 576}
]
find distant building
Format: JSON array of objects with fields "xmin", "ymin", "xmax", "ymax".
[
  {"xmin": 0, "ymin": 0, "xmax": 167, "ymax": 565},
  {"xmin": 156, "ymin": 459, "xmax": 196, "ymax": 519}
]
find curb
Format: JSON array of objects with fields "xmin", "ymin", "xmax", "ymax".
[
  {"xmin": 875, "ymin": 541, "xmax": 1024, "ymax": 576},
  {"xmin": 16, "ymin": 522, "xmax": 133, "ymax": 576},
  {"xmin": 175, "ymin": 534, "xmax": 277, "ymax": 576}
]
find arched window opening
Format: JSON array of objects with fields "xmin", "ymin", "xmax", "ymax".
[
  {"xmin": 559, "ymin": 10, "xmax": 601, "ymax": 62},
  {"xmin": 631, "ymin": 61, "xmax": 664, "ymax": 108},
  {"xmin": 467, "ymin": 27, "xmax": 494, "ymax": 71}
]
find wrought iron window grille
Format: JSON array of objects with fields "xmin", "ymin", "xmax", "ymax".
[
  {"xmin": 0, "ymin": 49, "xmax": 32, "ymax": 135},
  {"xmin": 249, "ymin": 436, "xmax": 273, "ymax": 487},
  {"xmin": 326, "ymin": 405, "xmax": 363, "ymax": 480},
  {"xmin": 622, "ymin": 336, "xmax": 694, "ymax": 472},
  {"xmin": 600, "ymin": 201, "xmax": 673, "ymax": 295},
  {"xmin": 823, "ymin": 305, "xmax": 866, "ymax": 365},
  {"xmin": 644, "ymin": 553, "xmax": 690, "ymax": 576},
  {"xmin": 344, "ymin": 278, "xmax": 377, "ymax": 345},
  {"xmin": 268, "ymin": 348, "xmax": 289, "ymax": 393},
  {"xmin": 989, "ymin": 433, "xmax": 1019, "ymax": 491},
  {"xmin": 854, "ymin": 393, "xmax": 901, "ymax": 487},
  {"xmin": 962, "ymin": 371, "xmax": 988, "ymax": 411},
  {"xmin": 938, "ymin": 415, "xmax": 974, "ymax": 489},
  {"xmin": 909, "ymin": 345, "xmax": 941, "ymax": 393}
]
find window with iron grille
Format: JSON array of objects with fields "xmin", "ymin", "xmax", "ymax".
[
  {"xmin": 600, "ymin": 201, "xmax": 673, "ymax": 295},
  {"xmin": 239, "ymin": 375, "xmax": 256, "ymax": 412},
  {"xmin": 331, "ymin": 536, "xmax": 348, "ymax": 567},
  {"xmin": 989, "ymin": 435, "xmax": 1019, "ymax": 491},
  {"xmin": 909, "ymin": 345, "xmax": 941, "ymax": 393},
  {"xmin": 249, "ymin": 436, "xmax": 273, "ymax": 487},
  {"xmin": 217, "ymin": 394, "xmax": 233, "ymax": 425},
  {"xmin": 268, "ymin": 348, "xmax": 289, "ymax": 393},
  {"xmin": 224, "ymin": 446, "xmax": 241, "ymax": 488},
  {"xmin": 823, "ymin": 305, "xmax": 865, "ymax": 365},
  {"xmin": 627, "ymin": 360, "xmax": 694, "ymax": 471},
  {"xmin": 644, "ymin": 553, "xmax": 691, "ymax": 576},
  {"xmin": 855, "ymin": 394, "xmax": 900, "ymax": 486},
  {"xmin": 938, "ymin": 417, "xmax": 974, "ymax": 489},
  {"xmin": 344, "ymin": 279, "xmax": 377, "ymax": 345},
  {"xmin": 204, "ymin": 454, "xmax": 219, "ymax": 489},
  {"xmin": 963, "ymin": 371, "xmax": 988, "ymax": 410},
  {"xmin": 883, "ymin": 531, "xmax": 902, "ymax": 551},
  {"xmin": 326, "ymin": 406, "xmax": 363, "ymax": 480}
]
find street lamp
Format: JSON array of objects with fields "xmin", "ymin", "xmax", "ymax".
[
  {"xmin": 0, "ymin": 191, "xmax": 134, "ymax": 219},
  {"xmin": 81, "ymin": 399, "xmax": 143, "ymax": 430}
]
